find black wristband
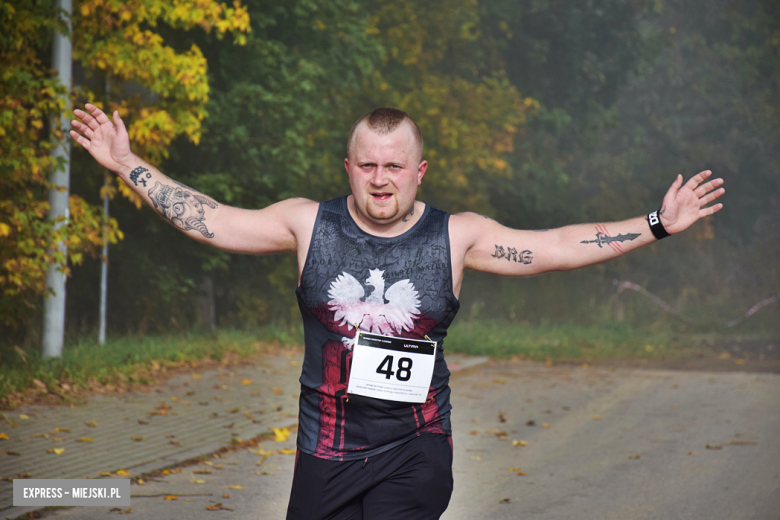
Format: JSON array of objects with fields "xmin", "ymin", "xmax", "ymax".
[{"xmin": 647, "ymin": 210, "xmax": 670, "ymax": 240}]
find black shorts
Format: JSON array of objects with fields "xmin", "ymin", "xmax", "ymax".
[{"xmin": 286, "ymin": 433, "xmax": 454, "ymax": 520}]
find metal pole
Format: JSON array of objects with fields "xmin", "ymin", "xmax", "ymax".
[
  {"xmin": 99, "ymin": 174, "xmax": 109, "ymax": 345},
  {"xmin": 42, "ymin": 0, "xmax": 73, "ymax": 358},
  {"xmin": 98, "ymin": 78, "xmax": 110, "ymax": 346}
]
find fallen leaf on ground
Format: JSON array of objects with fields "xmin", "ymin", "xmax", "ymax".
[
  {"xmin": 0, "ymin": 433, "xmax": 8, "ymax": 440},
  {"xmin": 205, "ymin": 503, "xmax": 223, "ymax": 511},
  {"xmin": 99, "ymin": 472, "xmax": 112, "ymax": 477},
  {"xmin": 470, "ymin": 456, "xmax": 483, "ymax": 461},
  {"xmin": 19, "ymin": 415, "xmax": 29, "ymax": 420},
  {"xmin": 191, "ymin": 479, "xmax": 206, "ymax": 484},
  {"xmin": 280, "ymin": 448, "xmax": 296, "ymax": 455},
  {"xmin": 272, "ymin": 427, "xmax": 291, "ymax": 442},
  {"xmin": 494, "ymin": 378, "xmax": 506, "ymax": 384},
  {"xmin": 507, "ymin": 467, "xmax": 520, "ymax": 471},
  {"xmin": 498, "ymin": 411, "xmax": 507, "ymax": 423},
  {"xmin": 223, "ymin": 422, "xmax": 235, "ymax": 429},
  {"xmin": 53, "ymin": 427, "xmax": 70, "ymax": 433},
  {"xmin": 86, "ymin": 421, "xmax": 97, "ymax": 427},
  {"xmin": 136, "ymin": 479, "xmax": 145, "ymax": 485},
  {"xmin": 137, "ymin": 420, "xmax": 149, "ymax": 425},
  {"xmin": 628, "ymin": 455, "xmax": 641, "ymax": 460},
  {"xmin": 244, "ymin": 413, "xmax": 253, "ymax": 419},
  {"xmin": 469, "ymin": 430, "xmax": 478, "ymax": 435},
  {"xmin": 47, "ymin": 448, "xmax": 65, "ymax": 455},
  {"xmin": 228, "ymin": 485, "xmax": 246, "ymax": 490},
  {"xmin": 169, "ymin": 440, "xmax": 180, "ymax": 446},
  {"xmin": 592, "ymin": 415, "xmax": 603, "ymax": 420},
  {"xmin": 192, "ymin": 374, "xmax": 202, "ymax": 379},
  {"xmin": 34, "ymin": 433, "xmax": 49, "ymax": 438},
  {"xmin": 257, "ymin": 455, "xmax": 269, "ymax": 466},
  {"xmin": 171, "ymin": 396, "xmax": 179, "ymax": 402},
  {"xmin": 718, "ymin": 352, "xmax": 731, "ymax": 360},
  {"xmin": 241, "ymin": 379, "xmax": 252, "ymax": 385},
  {"xmin": 5, "ymin": 450, "xmax": 20, "ymax": 456},
  {"xmin": 227, "ymin": 408, "xmax": 241, "ymax": 413},
  {"xmin": 254, "ymin": 448, "xmax": 274, "ymax": 456},
  {"xmin": 499, "ymin": 498, "xmax": 511, "ymax": 504},
  {"xmin": 193, "ymin": 469, "xmax": 212, "ymax": 475},
  {"xmin": 724, "ymin": 440, "xmax": 757, "ymax": 446},
  {"xmin": 272, "ymin": 387, "xmax": 284, "ymax": 395},
  {"xmin": 512, "ymin": 440, "xmax": 528, "ymax": 446},
  {"xmin": 526, "ymin": 420, "xmax": 535, "ymax": 426},
  {"xmin": 734, "ymin": 359, "xmax": 746, "ymax": 365},
  {"xmin": 115, "ymin": 470, "xmax": 131, "ymax": 476},
  {"xmin": 77, "ymin": 437, "xmax": 93, "ymax": 443},
  {"xmin": 517, "ymin": 471, "xmax": 527, "ymax": 476},
  {"xmin": 256, "ymin": 471, "xmax": 275, "ymax": 475},
  {"xmin": 164, "ymin": 495, "xmax": 178, "ymax": 500},
  {"xmin": 222, "ymin": 494, "xmax": 230, "ymax": 499},
  {"xmin": 130, "ymin": 436, "xmax": 144, "ymax": 441},
  {"xmin": 541, "ymin": 423, "xmax": 552, "ymax": 428},
  {"xmin": 110, "ymin": 507, "xmax": 132, "ymax": 514},
  {"xmin": 688, "ymin": 451, "xmax": 699, "ymax": 456},
  {"xmin": 706, "ymin": 444, "xmax": 722, "ymax": 450}
]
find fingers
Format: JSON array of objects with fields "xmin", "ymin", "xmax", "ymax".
[
  {"xmin": 70, "ymin": 119, "xmax": 94, "ymax": 139},
  {"xmin": 112, "ymin": 110, "xmax": 127, "ymax": 135},
  {"xmin": 86, "ymin": 103, "xmax": 112, "ymax": 125},
  {"xmin": 699, "ymin": 187, "xmax": 725, "ymax": 206},
  {"xmin": 693, "ymin": 177, "xmax": 724, "ymax": 198},
  {"xmin": 664, "ymin": 173, "xmax": 683, "ymax": 200},
  {"xmin": 69, "ymin": 129, "xmax": 91, "ymax": 150},
  {"xmin": 699, "ymin": 203, "xmax": 723, "ymax": 218},
  {"xmin": 683, "ymin": 170, "xmax": 712, "ymax": 191}
]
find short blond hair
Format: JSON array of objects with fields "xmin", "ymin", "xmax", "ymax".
[{"xmin": 346, "ymin": 107, "xmax": 423, "ymax": 162}]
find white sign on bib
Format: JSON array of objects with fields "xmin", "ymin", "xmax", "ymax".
[{"xmin": 347, "ymin": 330, "xmax": 437, "ymax": 404}]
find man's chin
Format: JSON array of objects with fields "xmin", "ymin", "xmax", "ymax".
[{"xmin": 366, "ymin": 202, "xmax": 398, "ymax": 221}]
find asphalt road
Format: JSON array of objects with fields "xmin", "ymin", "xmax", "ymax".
[{"xmin": 35, "ymin": 359, "xmax": 780, "ymax": 520}]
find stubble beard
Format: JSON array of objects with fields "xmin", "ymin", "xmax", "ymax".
[{"xmin": 364, "ymin": 197, "xmax": 399, "ymax": 221}]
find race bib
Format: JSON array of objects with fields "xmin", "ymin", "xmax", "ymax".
[{"xmin": 347, "ymin": 330, "xmax": 437, "ymax": 403}]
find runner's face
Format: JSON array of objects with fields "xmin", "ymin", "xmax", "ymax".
[{"xmin": 345, "ymin": 123, "xmax": 427, "ymax": 224}]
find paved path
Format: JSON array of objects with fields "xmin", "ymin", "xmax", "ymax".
[
  {"xmin": 0, "ymin": 352, "xmax": 485, "ymax": 520},
  {"xmin": 4, "ymin": 357, "xmax": 779, "ymax": 520}
]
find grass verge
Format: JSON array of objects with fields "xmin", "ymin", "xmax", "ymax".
[
  {"xmin": 0, "ymin": 326, "xmax": 302, "ymax": 408},
  {"xmin": 444, "ymin": 320, "xmax": 715, "ymax": 361}
]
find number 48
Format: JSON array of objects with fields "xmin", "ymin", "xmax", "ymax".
[{"xmin": 376, "ymin": 355, "xmax": 413, "ymax": 382}]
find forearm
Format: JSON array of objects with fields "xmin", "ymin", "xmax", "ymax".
[
  {"xmin": 114, "ymin": 155, "xmax": 221, "ymax": 244},
  {"xmin": 550, "ymin": 215, "xmax": 656, "ymax": 271}
]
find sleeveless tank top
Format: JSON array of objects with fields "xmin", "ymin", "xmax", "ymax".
[{"xmin": 295, "ymin": 196, "xmax": 461, "ymax": 460}]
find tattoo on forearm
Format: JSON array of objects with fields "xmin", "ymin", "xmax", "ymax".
[
  {"xmin": 580, "ymin": 225, "xmax": 639, "ymax": 253},
  {"xmin": 658, "ymin": 205, "xmax": 666, "ymax": 216},
  {"xmin": 402, "ymin": 205, "xmax": 415, "ymax": 222},
  {"xmin": 172, "ymin": 180, "xmax": 218, "ymax": 207},
  {"xmin": 492, "ymin": 245, "xmax": 533, "ymax": 264},
  {"xmin": 129, "ymin": 167, "xmax": 151, "ymax": 187},
  {"xmin": 148, "ymin": 181, "xmax": 217, "ymax": 239}
]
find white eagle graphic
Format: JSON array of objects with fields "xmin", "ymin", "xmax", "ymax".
[{"xmin": 328, "ymin": 269, "xmax": 421, "ymax": 349}]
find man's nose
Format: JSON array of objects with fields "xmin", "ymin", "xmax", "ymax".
[{"xmin": 371, "ymin": 167, "xmax": 389, "ymax": 186}]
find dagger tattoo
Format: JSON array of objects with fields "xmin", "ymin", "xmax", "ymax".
[{"xmin": 581, "ymin": 232, "xmax": 640, "ymax": 248}]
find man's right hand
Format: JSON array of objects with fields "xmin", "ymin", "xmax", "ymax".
[{"xmin": 70, "ymin": 103, "xmax": 134, "ymax": 174}]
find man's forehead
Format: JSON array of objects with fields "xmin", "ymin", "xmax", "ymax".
[{"xmin": 351, "ymin": 122, "xmax": 420, "ymax": 161}]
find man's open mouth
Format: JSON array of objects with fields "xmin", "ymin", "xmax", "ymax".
[{"xmin": 370, "ymin": 192, "xmax": 393, "ymax": 202}]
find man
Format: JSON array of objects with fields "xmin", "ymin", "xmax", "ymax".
[{"xmin": 70, "ymin": 104, "xmax": 724, "ymax": 519}]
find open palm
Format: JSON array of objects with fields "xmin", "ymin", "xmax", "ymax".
[
  {"xmin": 658, "ymin": 171, "xmax": 725, "ymax": 234},
  {"xmin": 70, "ymin": 104, "xmax": 134, "ymax": 173}
]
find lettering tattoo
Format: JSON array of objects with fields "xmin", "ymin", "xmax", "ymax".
[
  {"xmin": 402, "ymin": 205, "xmax": 415, "ymax": 222},
  {"xmin": 580, "ymin": 225, "xmax": 639, "ymax": 253},
  {"xmin": 129, "ymin": 167, "xmax": 151, "ymax": 187},
  {"xmin": 492, "ymin": 245, "xmax": 533, "ymax": 264},
  {"xmin": 147, "ymin": 181, "xmax": 218, "ymax": 238}
]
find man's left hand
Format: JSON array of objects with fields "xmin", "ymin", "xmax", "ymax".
[{"xmin": 658, "ymin": 170, "xmax": 725, "ymax": 234}]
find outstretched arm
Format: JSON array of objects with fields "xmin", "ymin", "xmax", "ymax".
[
  {"xmin": 70, "ymin": 104, "xmax": 316, "ymax": 255},
  {"xmin": 449, "ymin": 171, "xmax": 724, "ymax": 291}
]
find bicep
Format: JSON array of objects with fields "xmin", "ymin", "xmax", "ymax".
[
  {"xmin": 455, "ymin": 214, "xmax": 564, "ymax": 276},
  {"xmin": 209, "ymin": 199, "xmax": 317, "ymax": 255}
]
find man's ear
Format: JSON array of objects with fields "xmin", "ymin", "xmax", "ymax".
[
  {"xmin": 344, "ymin": 157, "xmax": 350, "ymax": 175},
  {"xmin": 417, "ymin": 160, "xmax": 428, "ymax": 186}
]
